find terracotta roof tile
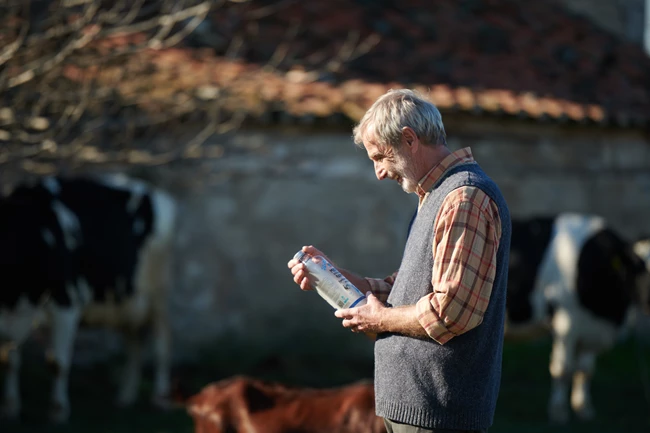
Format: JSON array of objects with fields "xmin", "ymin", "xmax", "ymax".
[
  {"xmin": 64, "ymin": 0, "xmax": 650, "ymax": 126},
  {"xmin": 427, "ymin": 85, "xmax": 456, "ymax": 110}
]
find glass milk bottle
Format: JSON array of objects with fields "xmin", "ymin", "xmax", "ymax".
[{"xmin": 293, "ymin": 250, "xmax": 367, "ymax": 310}]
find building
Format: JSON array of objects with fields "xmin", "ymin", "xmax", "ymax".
[{"xmin": 50, "ymin": 0, "xmax": 650, "ymax": 358}]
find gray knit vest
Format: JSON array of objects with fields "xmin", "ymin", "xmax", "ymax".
[{"xmin": 374, "ymin": 162, "xmax": 511, "ymax": 430}]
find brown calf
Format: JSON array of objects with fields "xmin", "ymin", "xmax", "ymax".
[{"xmin": 187, "ymin": 376, "xmax": 386, "ymax": 433}]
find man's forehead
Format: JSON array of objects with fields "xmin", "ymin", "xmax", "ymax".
[
  {"xmin": 362, "ymin": 138, "xmax": 380, "ymax": 153},
  {"xmin": 362, "ymin": 128, "xmax": 397, "ymax": 152},
  {"xmin": 363, "ymin": 140, "xmax": 393, "ymax": 160}
]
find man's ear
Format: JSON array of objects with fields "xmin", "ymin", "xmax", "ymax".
[{"xmin": 402, "ymin": 127, "xmax": 418, "ymax": 150}]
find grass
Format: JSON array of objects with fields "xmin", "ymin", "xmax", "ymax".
[
  {"xmin": 2, "ymin": 336, "xmax": 650, "ymax": 433},
  {"xmin": 496, "ymin": 336, "xmax": 650, "ymax": 433}
]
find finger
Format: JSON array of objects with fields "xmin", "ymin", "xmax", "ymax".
[
  {"xmin": 300, "ymin": 277, "xmax": 312, "ymax": 291},
  {"xmin": 290, "ymin": 265, "xmax": 305, "ymax": 280},
  {"xmin": 287, "ymin": 259, "xmax": 298, "ymax": 268},
  {"xmin": 293, "ymin": 269, "xmax": 303, "ymax": 285},
  {"xmin": 290, "ymin": 262, "xmax": 305, "ymax": 273},
  {"xmin": 334, "ymin": 308, "xmax": 352, "ymax": 318},
  {"xmin": 295, "ymin": 272, "xmax": 311, "ymax": 289},
  {"xmin": 303, "ymin": 245, "xmax": 320, "ymax": 256}
]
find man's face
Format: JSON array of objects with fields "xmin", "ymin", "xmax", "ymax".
[{"xmin": 363, "ymin": 135, "xmax": 419, "ymax": 194}]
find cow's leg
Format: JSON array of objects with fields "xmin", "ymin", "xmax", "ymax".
[
  {"xmin": 118, "ymin": 266, "xmax": 171, "ymax": 408},
  {"xmin": 0, "ymin": 342, "xmax": 22, "ymax": 419},
  {"xmin": 142, "ymin": 246, "xmax": 172, "ymax": 409},
  {"xmin": 151, "ymin": 311, "xmax": 171, "ymax": 408},
  {"xmin": 0, "ymin": 300, "xmax": 40, "ymax": 419},
  {"xmin": 548, "ymin": 333, "xmax": 577, "ymax": 424},
  {"xmin": 571, "ymin": 350, "xmax": 596, "ymax": 421},
  {"xmin": 46, "ymin": 306, "xmax": 80, "ymax": 423},
  {"xmin": 116, "ymin": 328, "xmax": 143, "ymax": 407}
]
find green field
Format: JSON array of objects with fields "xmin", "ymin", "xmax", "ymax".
[{"xmin": 2, "ymin": 336, "xmax": 650, "ymax": 433}]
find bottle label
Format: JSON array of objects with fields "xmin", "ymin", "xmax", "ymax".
[{"xmin": 313, "ymin": 255, "xmax": 366, "ymax": 309}]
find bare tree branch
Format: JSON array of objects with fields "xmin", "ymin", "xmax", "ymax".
[
  {"xmin": 267, "ymin": 20, "xmax": 300, "ymax": 70},
  {"xmin": 107, "ymin": 0, "xmax": 145, "ymax": 27},
  {"xmin": 246, "ymin": 0, "xmax": 297, "ymax": 20},
  {"xmin": 102, "ymin": 2, "xmax": 210, "ymax": 37},
  {"xmin": 152, "ymin": 0, "xmax": 216, "ymax": 49},
  {"xmin": 0, "ymin": 7, "xmax": 29, "ymax": 67},
  {"xmin": 0, "ymin": 0, "xmax": 383, "ymax": 179},
  {"xmin": 10, "ymin": 25, "xmax": 101, "ymax": 88}
]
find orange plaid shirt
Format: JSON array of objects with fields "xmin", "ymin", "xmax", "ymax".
[{"xmin": 366, "ymin": 147, "xmax": 502, "ymax": 344}]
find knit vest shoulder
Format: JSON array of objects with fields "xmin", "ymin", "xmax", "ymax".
[{"xmin": 374, "ymin": 162, "xmax": 511, "ymax": 430}]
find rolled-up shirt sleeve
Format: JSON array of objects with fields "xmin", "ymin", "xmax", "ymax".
[
  {"xmin": 415, "ymin": 186, "xmax": 502, "ymax": 345},
  {"xmin": 365, "ymin": 270, "xmax": 398, "ymax": 303}
]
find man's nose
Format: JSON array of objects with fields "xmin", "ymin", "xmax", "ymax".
[{"xmin": 374, "ymin": 162, "xmax": 386, "ymax": 180}]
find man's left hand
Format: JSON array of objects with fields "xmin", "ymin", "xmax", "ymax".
[{"xmin": 335, "ymin": 292, "xmax": 387, "ymax": 334}]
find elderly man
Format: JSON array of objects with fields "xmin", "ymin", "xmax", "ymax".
[{"xmin": 288, "ymin": 89, "xmax": 511, "ymax": 433}]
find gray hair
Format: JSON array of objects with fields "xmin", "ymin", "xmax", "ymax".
[{"xmin": 352, "ymin": 89, "xmax": 447, "ymax": 148}]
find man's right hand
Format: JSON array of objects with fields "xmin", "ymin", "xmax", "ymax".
[{"xmin": 287, "ymin": 245, "xmax": 333, "ymax": 291}]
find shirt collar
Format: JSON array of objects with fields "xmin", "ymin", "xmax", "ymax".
[{"xmin": 415, "ymin": 147, "xmax": 476, "ymax": 201}]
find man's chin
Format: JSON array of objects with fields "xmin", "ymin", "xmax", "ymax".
[{"xmin": 395, "ymin": 177, "xmax": 416, "ymax": 194}]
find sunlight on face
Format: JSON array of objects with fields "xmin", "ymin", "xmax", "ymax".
[
  {"xmin": 392, "ymin": 145, "xmax": 419, "ymax": 193},
  {"xmin": 364, "ymin": 137, "xmax": 419, "ymax": 194}
]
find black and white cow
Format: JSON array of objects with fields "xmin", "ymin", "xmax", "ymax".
[
  {"xmin": 505, "ymin": 213, "xmax": 650, "ymax": 424},
  {"xmin": 0, "ymin": 174, "xmax": 177, "ymax": 422}
]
